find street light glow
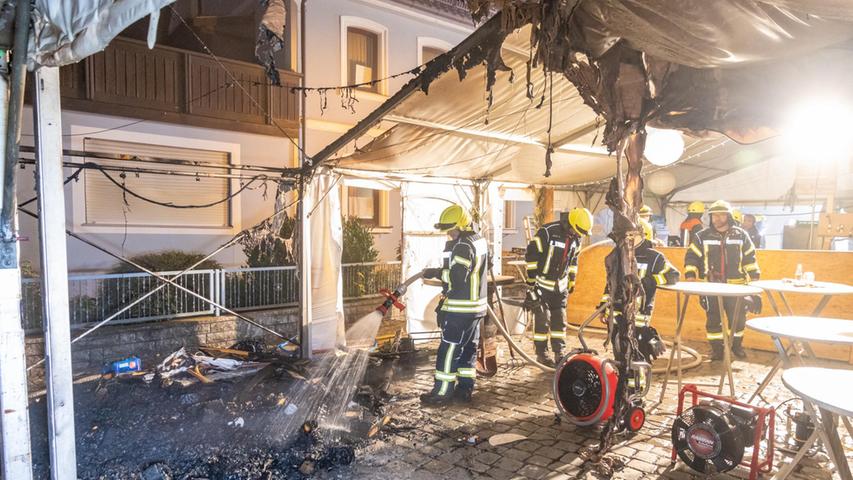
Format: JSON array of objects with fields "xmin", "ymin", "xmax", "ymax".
[{"xmin": 783, "ymin": 98, "xmax": 853, "ymax": 163}]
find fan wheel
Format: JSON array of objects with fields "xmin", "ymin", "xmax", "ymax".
[{"xmin": 672, "ymin": 405, "xmax": 745, "ymax": 474}]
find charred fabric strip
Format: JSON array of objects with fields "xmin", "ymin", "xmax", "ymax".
[
  {"xmin": 461, "ymin": 0, "xmax": 654, "ymax": 459},
  {"xmin": 255, "ymin": 0, "xmax": 287, "ymax": 86}
]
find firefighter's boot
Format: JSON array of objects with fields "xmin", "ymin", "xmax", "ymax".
[
  {"xmin": 709, "ymin": 341, "xmax": 725, "ymax": 362},
  {"xmin": 731, "ymin": 337, "xmax": 747, "ymax": 359},
  {"xmin": 536, "ymin": 347, "xmax": 555, "ymax": 368}
]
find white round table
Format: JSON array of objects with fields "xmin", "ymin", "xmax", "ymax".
[
  {"xmin": 656, "ymin": 282, "xmax": 764, "ymax": 402},
  {"xmin": 781, "ymin": 367, "xmax": 853, "ymax": 480},
  {"xmin": 746, "ymin": 306, "xmax": 853, "ymax": 402},
  {"xmin": 745, "ymin": 318, "xmax": 853, "ymax": 479},
  {"xmin": 750, "ymin": 279, "xmax": 853, "ymax": 317}
]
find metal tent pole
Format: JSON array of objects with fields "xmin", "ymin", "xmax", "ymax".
[
  {"xmin": 297, "ymin": 0, "xmax": 312, "ymax": 359},
  {"xmin": 33, "ymin": 66, "xmax": 78, "ymax": 479},
  {"xmin": 0, "ymin": 31, "xmax": 35, "ymax": 480}
]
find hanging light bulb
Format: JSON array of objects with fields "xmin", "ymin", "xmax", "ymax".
[
  {"xmin": 646, "ymin": 170, "xmax": 677, "ymax": 195},
  {"xmin": 644, "ymin": 128, "xmax": 685, "ymax": 166}
]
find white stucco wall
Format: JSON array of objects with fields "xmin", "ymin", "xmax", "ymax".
[
  {"xmin": 16, "ymin": 1, "xmax": 474, "ymax": 272},
  {"xmin": 302, "ymin": 0, "xmax": 472, "ymax": 261},
  {"xmin": 17, "ymin": 107, "xmax": 295, "ymax": 273}
]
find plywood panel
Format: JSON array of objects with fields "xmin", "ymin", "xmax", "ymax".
[{"xmin": 566, "ymin": 246, "xmax": 853, "ymax": 362}]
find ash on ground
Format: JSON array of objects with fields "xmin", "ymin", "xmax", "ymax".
[{"xmin": 28, "ymin": 346, "xmax": 423, "ymax": 480}]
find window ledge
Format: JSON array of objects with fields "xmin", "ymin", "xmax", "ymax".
[
  {"xmin": 354, "ymin": 89, "xmax": 390, "ymax": 102},
  {"xmin": 371, "ymin": 226, "xmax": 394, "ymax": 234},
  {"xmin": 503, "ymin": 228, "xmax": 518, "ymax": 234}
]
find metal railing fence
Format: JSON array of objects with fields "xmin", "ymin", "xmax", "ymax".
[{"xmin": 20, "ymin": 261, "xmax": 401, "ymax": 332}]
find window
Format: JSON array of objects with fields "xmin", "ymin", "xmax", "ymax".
[
  {"xmin": 347, "ymin": 27, "xmax": 380, "ymax": 92},
  {"xmin": 421, "ymin": 46, "xmax": 445, "ymax": 63},
  {"xmin": 341, "ymin": 17, "xmax": 388, "ymax": 95},
  {"xmin": 344, "ymin": 186, "xmax": 391, "ymax": 228},
  {"xmin": 82, "ymin": 138, "xmax": 232, "ymax": 229},
  {"xmin": 417, "ymin": 37, "xmax": 452, "ymax": 66}
]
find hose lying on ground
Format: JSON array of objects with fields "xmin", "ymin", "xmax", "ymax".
[{"xmin": 487, "ymin": 305, "xmax": 556, "ymax": 373}]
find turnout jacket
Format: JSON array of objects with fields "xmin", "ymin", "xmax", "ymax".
[
  {"xmin": 525, "ymin": 221, "xmax": 581, "ymax": 295},
  {"xmin": 684, "ymin": 226, "xmax": 760, "ymax": 283},
  {"xmin": 439, "ymin": 231, "xmax": 489, "ymax": 315},
  {"xmin": 602, "ymin": 240, "xmax": 680, "ymax": 325},
  {"xmin": 679, "ymin": 216, "xmax": 704, "ymax": 246}
]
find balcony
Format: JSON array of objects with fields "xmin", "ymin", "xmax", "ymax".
[
  {"xmin": 389, "ymin": 0, "xmax": 474, "ymax": 23},
  {"xmin": 38, "ymin": 37, "xmax": 301, "ymax": 138}
]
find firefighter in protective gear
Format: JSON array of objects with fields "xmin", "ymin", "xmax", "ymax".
[
  {"xmin": 524, "ymin": 207, "xmax": 593, "ymax": 367},
  {"xmin": 638, "ymin": 204, "xmax": 665, "ymax": 246},
  {"xmin": 679, "ymin": 201, "xmax": 705, "ymax": 246},
  {"xmin": 742, "ymin": 214, "xmax": 764, "ymax": 249},
  {"xmin": 638, "ymin": 204, "xmax": 653, "ymax": 222},
  {"xmin": 732, "ymin": 208, "xmax": 744, "ymax": 227},
  {"xmin": 684, "ymin": 200, "xmax": 761, "ymax": 361},
  {"xmin": 600, "ymin": 220, "xmax": 680, "ymax": 364},
  {"xmin": 420, "ymin": 204, "xmax": 489, "ymax": 405}
]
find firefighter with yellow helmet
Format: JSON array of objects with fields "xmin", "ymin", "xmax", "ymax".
[
  {"xmin": 420, "ymin": 204, "xmax": 489, "ymax": 405},
  {"xmin": 679, "ymin": 201, "xmax": 705, "ymax": 246},
  {"xmin": 684, "ymin": 200, "xmax": 762, "ymax": 361},
  {"xmin": 524, "ymin": 208, "xmax": 593, "ymax": 367},
  {"xmin": 638, "ymin": 204, "xmax": 665, "ymax": 246}
]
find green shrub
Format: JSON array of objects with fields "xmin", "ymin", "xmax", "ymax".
[
  {"xmin": 241, "ymin": 214, "xmax": 296, "ymax": 268},
  {"xmin": 101, "ymin": 250, "xmax": 221, "ymax": 321},
  {"xmin": 342, "ymin": 216, "xmax": 378, "ymax": 264},
  {"xmin": 110, "ymin": 250, "xmax": 222, "ymax": 274}
]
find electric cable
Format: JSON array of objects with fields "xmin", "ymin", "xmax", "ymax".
[
  {"xmin": 94, "ymin": 166, "xmax": 271, "ymax": 209},
  {"xmin": 22, "ymin": 194, "xmax": 302, "ymax": 371}
]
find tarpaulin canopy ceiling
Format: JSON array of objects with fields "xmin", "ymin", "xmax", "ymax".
[
  {"xmin": 318, "ymin": 22, "xmax": 615, "ymax": 187},
  {"xmin": 315, "ymin": 1, "xmax": 853, "ymax": 192},
  {"xmin": 23, "ymin": 0, "xmax": 176, "ymax": 68}
]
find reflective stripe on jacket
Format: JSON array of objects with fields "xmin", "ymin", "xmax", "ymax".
[
  {"xmin": 525, "ymin": 221, "xmax": 580, "ymax": 294},
  {"xmin": 440, "ymin": 231, "xmax": 489, "ymax": 315},
  {"xmin": 684, "ymin": 226, "xmax": 760, "ymax": 283}
]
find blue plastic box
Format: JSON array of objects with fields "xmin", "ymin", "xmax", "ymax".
[{"xmin": 108, "ymin": 356, "xmax": 142, "ymax": 375}]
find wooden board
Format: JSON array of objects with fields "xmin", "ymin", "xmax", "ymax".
[{"xmin": 565, "ymin": 246, "xmax": 853, "ymax": 363}]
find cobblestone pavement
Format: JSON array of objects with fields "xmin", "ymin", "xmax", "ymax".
[{"xmin": 321, "ymin": 332, "xmax": 852, "ymax": 480}]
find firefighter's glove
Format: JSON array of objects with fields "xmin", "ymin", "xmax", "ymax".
[
  {"xmin": 699, "ymin": 296, "xmax": 710, "ymax": 311},
  {"xmin": 523, "ymin": 288, "xmax": 541, "ymax": 311},
  {"xmin": 745, "ymin": 295, "xmax": 763, "ymax": 314},
  {"xmin": 596, "ymin": 300, "xmax": 610, "ymax": 324},
  {"xmin": 422, "ymin": 268, "xmax": 442, "ymax": 280},
  {"xmin": 635, "ymin": 325, "xmax": 666, "ymax": 362}
]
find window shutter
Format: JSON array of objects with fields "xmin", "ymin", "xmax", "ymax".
[{"xmin": 82, "ymin": 138, "xmax": 231, "ymax": 229}]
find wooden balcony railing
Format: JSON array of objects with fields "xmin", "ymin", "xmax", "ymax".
[{"xmin": 42, "ymin": 37, "xmax": 301, "ymax": 137}]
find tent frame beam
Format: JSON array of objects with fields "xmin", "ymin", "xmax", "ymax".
[{"xmin": 384, "ymin": 114, "xmax": 610, "ymax": 158}]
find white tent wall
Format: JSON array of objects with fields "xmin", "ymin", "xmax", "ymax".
[
  {"xmin": 400, "ymin": 181, "xmax": 473, "ymax": 337},
  {"xmin": 308, "ymin": 173, "xmax": 345, "ymax": 352},
  {"xmin": 671, "ymin": 156, "xmax": 797, "ymax": 204}
]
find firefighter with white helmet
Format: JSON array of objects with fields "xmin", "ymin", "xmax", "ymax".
[
  {"xmin": 524, "ymin": 207, "xmax": 593, "ymax": 367},
  {"xmin": 420, "ymin": 204, "xmax": 489, "ymax": 405},
  {"xmin": 684, "ymin": 200, "xmax": 762, "ymax": 361}
]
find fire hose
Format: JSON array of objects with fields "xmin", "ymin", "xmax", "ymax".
[{"xmin": 488, "ymin": 238, "xmax": 702, "ymax": 374}]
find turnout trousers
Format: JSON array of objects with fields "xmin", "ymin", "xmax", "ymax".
[
  {"xmin": 533, "ymin": 289, "xmax": 568, "ymax": 356},
  {"xmin": 431, "ymin": 311, "xmax": 482, "ymax": 397},
  {"xmin": 703, "ymin": 295, "xmax": 746, "ymax": 351}
]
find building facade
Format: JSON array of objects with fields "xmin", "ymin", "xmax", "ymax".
[{"xmin": 16, "ymin": 0, "xmax": 474, "ymax": 273}]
